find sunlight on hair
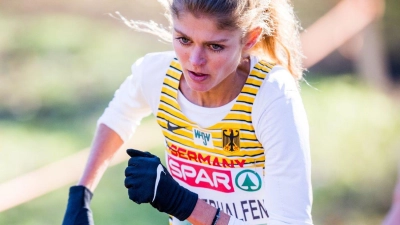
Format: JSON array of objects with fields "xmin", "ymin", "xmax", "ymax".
[
  {"xmin": 109, "ymin": 0, "xmax": 304, "ymax": 85},
  {"xmin": 108, "ymin": 11, "xmax": 173, "ymax": 43}
]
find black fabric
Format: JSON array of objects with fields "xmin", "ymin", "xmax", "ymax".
[
  {"xmin": 62, "ymin": 185, "xmax": 94, "ymax": 225},
  {"xmin": 211, "ymin": 208, "xmax": 221, "ymax": 225},
  {"xmin": 125, "ymin": 149, "xmax": 198, "ymax": 221}
]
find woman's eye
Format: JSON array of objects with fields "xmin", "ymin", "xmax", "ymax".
[
  {"xmin": 178, "ymin": 37, "xmax": 190, "ymax": 45},
  {"xmin": 210, "ymin": 44, "xmax": 223, "ymax": 51}
]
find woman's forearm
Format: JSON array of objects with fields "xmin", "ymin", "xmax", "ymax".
[
  {"xmin": 77, "ymin": 123, "xmax": 124, "ymax": 192},
  {"xmin": 187, "ymin": 199, "xmax": 231, "ymax": 225}
]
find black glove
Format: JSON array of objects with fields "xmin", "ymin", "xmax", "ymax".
[
  {"xmin": 125, "ymin": 149, "xmax": 198, "ymax": 221},
  {"xmin": 62, "ymin": 185, "xmax": 94, "ymax": 225}
]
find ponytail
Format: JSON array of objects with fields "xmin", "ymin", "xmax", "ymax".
[{"xmin": 253, "ymin": 0, "xmax": 304, "ymax": 83}]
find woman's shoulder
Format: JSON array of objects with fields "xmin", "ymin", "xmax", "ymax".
[
  {"xmin": 251, "ymin": 60, "xmax": 302, "ymax": 117},
  {"xmin": 263, "ymin": 65, "xmax": 298, "ymax": 94},
  {"xmin": 130, "ymin": 50, "xmax": 176, "ymax": 87},
  {"xmin": 131, "ymin": 51, "xmax": 176, "ymax": 112},
  {"xmin": 250, "ymin": 56, "xmax": 298, "ymax": 94},
  {"xmin": 252, "ymin": 62, "xmax": 306, "ymax": 132}
]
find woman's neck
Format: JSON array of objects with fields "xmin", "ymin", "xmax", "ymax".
[{"xmin": 179, "ymin": 58, "xmax": 250, "ymax": 108}]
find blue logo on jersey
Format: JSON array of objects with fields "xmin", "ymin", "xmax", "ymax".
[{"xmin": 194, "ymin": 129, "xmax": 211, "ymax": 146}]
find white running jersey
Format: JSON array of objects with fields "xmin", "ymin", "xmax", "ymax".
[
  {"xmin": 156, "ymin": 58, "xmax": 273, "ymax": 224},
  {"xmin": 98, "ymin": 51, "xmax": 313, "ymax": 225}
]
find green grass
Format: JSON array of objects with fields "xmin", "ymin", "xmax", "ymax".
[
  {"xmin": 0, "ymin": 120, "xmax": 87, "ymax": 183},
  {"xmin": 0, "ymin": 12, "xmax": 171, "ymax": 120},
  {"xmin": 301, "ymin": 75, "xmax": 400, "ymax": 224}
]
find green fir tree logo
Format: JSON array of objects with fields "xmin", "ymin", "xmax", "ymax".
[
  {"xmin": 241, "ymin": 174, "xmax": 256, "ymax": 190},
  {"xmin": 235, "ymin": 170, "xmax": 262, "ymax": 192}
]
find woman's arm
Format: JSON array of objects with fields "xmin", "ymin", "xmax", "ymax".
[
  {"xmin": 187, "ymin": 199, "xmax": 235, "ymax": 225},
  {"xmin": 77, "ymin": 123, "xmax": 124, "ymax": 192},
  {"xmin": 62, "ymin": 124, "xmax": 123, "ymax": 225},
  {"xmin": 187, "ymin": 199, "xmax": 229, "ymax": 225},
  {"xmin": 253, "ymin": 69, "xmax": 313, "ymax": 225}
]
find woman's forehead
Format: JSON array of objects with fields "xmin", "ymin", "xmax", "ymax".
[
  {"xmin": 173, "ymin": 9, "xmax": 240, "ymax": 30},
  {"xmin": 172, "ymin": 12, "xmax": 241, "ymax": 38}
]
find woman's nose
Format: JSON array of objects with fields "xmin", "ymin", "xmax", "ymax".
[{"xmin": 189, "ymin": 47, "xmax": 206, "ymax": 67}]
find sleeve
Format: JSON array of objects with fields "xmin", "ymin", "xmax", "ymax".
[
  {"xmin": 253, "ymin": 68, "xmax": 313, "ymax": 225},
  {"xmin": 97, "ymin": 57, "xmax": 153, "ymax": 142}
]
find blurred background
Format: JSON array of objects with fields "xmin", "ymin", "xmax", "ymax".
[{"xmin": 0, "ymin": 0, "xmax": 399, "ymax": 224}]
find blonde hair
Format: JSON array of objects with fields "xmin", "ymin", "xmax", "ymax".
[{"xmin": 117, "ymin": 0, "xmax": 304, "ymax": 82}]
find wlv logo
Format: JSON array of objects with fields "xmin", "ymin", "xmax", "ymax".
[{"xmin": 193, "ymin": 128, "xmax": 214, "ymax": 148}]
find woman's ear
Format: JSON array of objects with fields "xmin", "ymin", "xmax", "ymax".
[{"xmin": 243, "ymin": 27, "xmax": 262, "ymax": 51}]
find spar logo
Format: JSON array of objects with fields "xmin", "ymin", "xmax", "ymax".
[
  {"xmin": 235, "ymin": 170, "xmax": 262, "ymax": 192},
  {"xmin": 168, "ymin": 156, "xmax": 234, "ymax": 193}
]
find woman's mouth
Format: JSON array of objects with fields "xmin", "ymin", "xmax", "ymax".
[{"xmin": 187, "ymin": 70, "xmax": 209, "ymax": 82}]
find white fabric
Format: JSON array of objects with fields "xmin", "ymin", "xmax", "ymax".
[
  {"xmin": 98, "ymin": 51, "xmax": 313, "ymax": 225},
  {"xmin": 228, "ymin": 216, "xmax": 251, "ymax": 225}
]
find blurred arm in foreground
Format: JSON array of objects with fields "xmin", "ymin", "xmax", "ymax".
[
  {"xmin": 383, "ymin": 170, "xmax": 400, "ymax": 225},
  {"xmin": 301, "ymin": 0, "xmax": 385, "ymax": 68}
]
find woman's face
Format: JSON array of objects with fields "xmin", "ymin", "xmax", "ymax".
[{"xmin": 172, "ymin": 13, "xmax": 246, "ymax": 94}]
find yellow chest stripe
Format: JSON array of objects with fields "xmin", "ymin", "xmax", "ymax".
[{"xmin": 156, "ymin": 58, "xmax": 274, "ymax": 169}]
